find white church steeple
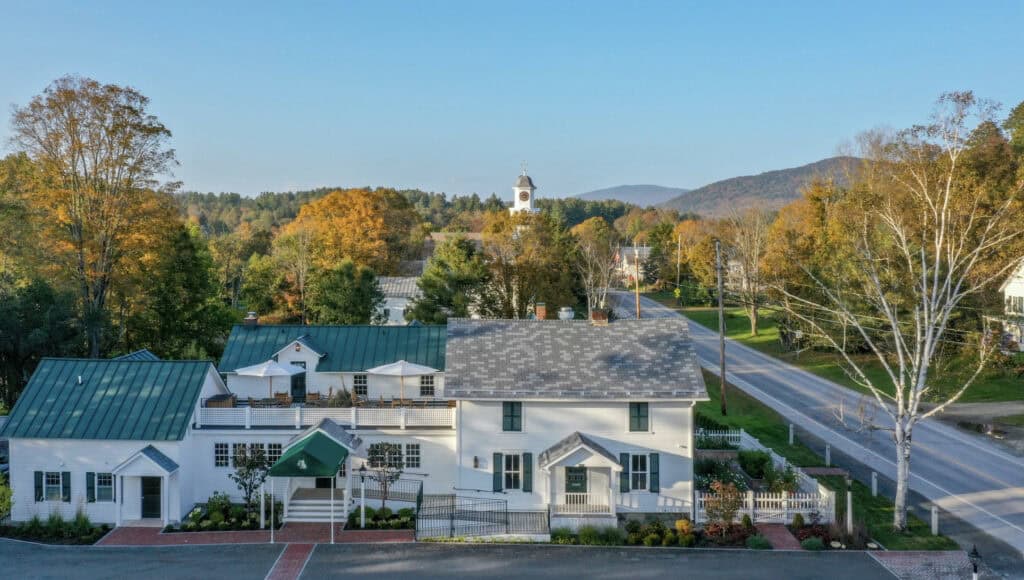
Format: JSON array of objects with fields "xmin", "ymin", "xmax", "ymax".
[{"xmin": 510, "ymin": 163, "xmax": 539, "ymax": 214}]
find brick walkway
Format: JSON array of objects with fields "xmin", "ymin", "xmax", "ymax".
[
  {"xmin": 266, "ymin": 543, "xmax": 314, "ymax": 580},
  {"xmin": 755, "ymin": 524, "xmax": 803, "ymax": 550},
  {"xmin": 96, "ymin": 523, "xmax": 414, "ymax": 546},
  {"xmin": 869, "ymin": 551, "xmax": 974, "ymax": 580}
]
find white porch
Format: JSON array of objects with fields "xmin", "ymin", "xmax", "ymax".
[
  {"xmin": 540, "ymin": 432, "xmax": 621, "ymax": 517},
  {"xmin": 112, "ymin": 445, "xmax": 180, "ymax": 528}
]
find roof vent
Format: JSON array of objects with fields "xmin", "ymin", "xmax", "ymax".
[
  {"xmin": 243, "ymin": 312, "xmax": 259, "ymax": 326},
  {"xmin": 558, "ymin": 307, "xmax": 574, "ymax": 321}
]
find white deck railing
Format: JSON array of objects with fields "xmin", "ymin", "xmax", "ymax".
[
  {"xmin": 551, "ymin": 492, "xmax": 613, "ymax": 515},
  {"xmin": 195, "ymin": 406, "xmax": 455, "ymax": 430}
]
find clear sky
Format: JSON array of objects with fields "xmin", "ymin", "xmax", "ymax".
[{"xmin": 1, "ymin": 1, "xmax": 1021, "ymax": 198}]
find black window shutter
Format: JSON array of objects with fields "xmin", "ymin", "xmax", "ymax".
[
  {"xmin": 86, "ymin": 472, "xmax": 96, "ymax": 503},
  {"xmin": 492, "ymin": 452, "xmax": 503, "ymax": 492},
  {"xmin": 649, "ymin": 453, "xmax": 660, "ymax": 493},
  {"xmin": 522, "ymin": 453, "xmax": 533, "ymax": 493},
  {"xmin": 34, "ymin": 471, "xmax": 43, "ymax": 502},
  {"xmin": 502, "ymin": 404, "xmax": 511, "ymax": 431},
  {"xmin": 61, "ymin": 471, "xmax": 71, "ymax": 502},
  {"xmin": 619, "ymin": 452, "xmax": 630, "ymax": 493}
]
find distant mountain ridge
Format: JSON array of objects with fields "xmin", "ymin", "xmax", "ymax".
[
  {"xmin": 573, "ymin": 184, "xmax": 690, "ymax": 207},
  {"xmin": 659, "ymin": 156, "xmax": 857, "ymax": 216}
]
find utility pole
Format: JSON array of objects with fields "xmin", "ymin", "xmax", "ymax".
[
  {"xmin": 716, "ymin": 239, "xmax": 728, "ymax": 416},
  {"xmin": 634, "ymin": 246, "xmax": 641, "ymax": 319}
]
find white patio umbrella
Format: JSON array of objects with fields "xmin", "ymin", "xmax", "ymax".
[
  {"xmin": 365, "ymin": 360, "xmax": 438, "ymax": 401},
  {"xmin": 234, "ymin": 360, "xmax": 307, "ymax": 398}
]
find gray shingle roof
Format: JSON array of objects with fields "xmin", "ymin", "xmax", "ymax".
[
  {"xmin": 445, "ymin": 318, "xmax": 707, "ymax": 400},
  {"xmin": 140, "ymin": 445, "xmax": 180, "ymax": 473},
  {"xmin": 516, "ymin": 174, "xmax": 535, "ymax": 188},
  {"xmin": 378, "ymin": 277, "xmax": 422, "ymax": 300},
  {"xmin": 292, "ymin": 418, "xmax": 363, "ymax": 451},
  {"xmin": 538, "ymin": 431, "xmax": 619, "ymax": 469}
]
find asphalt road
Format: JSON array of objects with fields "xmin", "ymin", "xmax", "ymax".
[
  {"xmin": 609, "ymin": 291, "xmax": 1024, "ymax": 562},
  {"xmin": 0, "ymin": 540, "xmax": 895, "ymax": 580}
]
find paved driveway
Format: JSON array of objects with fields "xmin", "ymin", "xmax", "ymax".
[
  {"xmin": 608, "ymin": 291, "xmax": 1024, "ymax": 565},
  {"xmin": 304, "ymin": 544, "xmax": 894, "ymax": 579}
]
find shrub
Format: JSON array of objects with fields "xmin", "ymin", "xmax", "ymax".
[
  {"xmin": 641, "ymin": 518, "xmax": 666, "ymax": 538},
  {"xmin": 598, "ymin": 526, "xmax": 625, "ymax": 546},
  {"xmin": 696, "ymin": 412, "xmax": 728, "ymax": 431},
  {"xmin": 200, "ymin": 520, "xmax": 214, "ymax": 530},
  {"xmin": 738, "ymin": 450, "xmax": 772, "ymax": 479},
  {"xmin": 704, "ymin": 481, "xmax": 743, "ymax": 531},
  {"xmin": 229, "ymin": 506, "xmax": 247, "ymax": 521},
  {"xmin": 397, "ymin": 508, "xmax": 415, "ymax": 519},
  {"xmin": 375, "ymin": 507, "xmax": 393, "ymax": 520},
  {"xmin": 791, "ymin": 513, "xmax": 805, "ymax": 529},
  {"xmin": 24, "ymin": 515, "xmax": 44, "ymax": 538},
  {"xmin": 46, "ymin": 512, "xmax": 67, "ymax": 539},
  {"xmin": 184, "ymin": 521, "xmax": 198, "ymax": 531},
  {"xmin": 678, "ymin": 533, "xmax": 696, "ymax": 547},
  {"xmin": 801, "ymin": 537, "xmax": 825, "ymax": 551},
  {"xmin": 217, "ymin": 521, "xmax": 231, "ymax": 531},
  {"xmin": 206, "ymin": 491, "xmax": 232, "ymax": 516},
  {"xmin": 674, "ymin": 518, "xmax": 692, "ymax": 535},
  {"xmin": 741, "ymin": 514, "xmax": 753, "ymax": 530},
  {"xmin": 363, "ymin": 506, "xmax": 377, "ymax": 521},
  {"xmin": 662, "ymin": 530, "xmax": 677, "ymax": 546},
  {"xmin": 642, "ymin": 533, "xmax": 660, "ymax": 547},
  {"xmin": 208, "ymin": 511, "xmax": 225, "ymax": 525},
  {"xmin": 551, "ymin": 527, "xmax": 576, "ymax": 545},
  {"xmin": 624, "ymin": 520, "xmax": 642, "ymax": 535},
  {"xmin": 239, "ymin": 520, "xmax": 252, "ymax": 530},
  {"xmin": 746, "ymin": 534, "xmax": 772, "ymax": 550},
  {"xmin": 389, "ymin": 518, "xmax": 405, "ymax": 529},
  {"xmin": 71, "ymin": 510, "xmax": 93, "ymax": 537},
  {"xmin": 695, "ymin": 435, "xmax": 737, "ymax": 450},
  {"xmin": 625, "ymin": 532, "xmax": 643, "ymax": 546},
  {"xmin": 764, "ymin": 465, "xmax": 799, "ymax": 493},
  {"xmin": 163, "ymin": 524, "xmax": 176, "ymax": 533},
  {"xmin": 578, "ymin": 525, "xmax": 600, "ymax": 545},
  {"xmin": 188, "ymin": 507, "xmax": 204, "ymax": 523}
]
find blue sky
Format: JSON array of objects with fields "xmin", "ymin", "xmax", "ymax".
[{"xmin": 1, "ymin": 1, "xmax": 1021, "ymax": 198}]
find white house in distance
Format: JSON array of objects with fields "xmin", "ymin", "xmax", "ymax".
[
  {"xmin": 1, "ymin": 310, "xmax": 708, "ymax": 533},
  {"xmin": 377, "ymin": 276, "xmax": 422, "ymax": 325},
  {"xmin": 615, "ymin": 246, "xmax": 651, "ymax": 287},
  {"xmin": 1000, "ymin": 261, "xmax": 1024, "ymax": 351}
]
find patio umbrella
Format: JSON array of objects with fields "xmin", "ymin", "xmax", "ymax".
[
  {"xmin": 234, "ymin": 360, "xmax": 307, "ymax": 398},
  {"xmin": 365, "ymin": 360, "xmax": 438, "ymax": 401}
]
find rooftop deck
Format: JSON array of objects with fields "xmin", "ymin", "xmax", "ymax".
[{"xmin": 194, "ymin": 404, "xmax": 455, "ymax": 430}]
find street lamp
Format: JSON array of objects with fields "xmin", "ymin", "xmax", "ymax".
[
  {"xmin": 359, "ymin": 464, "xmax": 367, "ymax": 529},
  {"xmin": 968, "ymin": 545, "xmax": 981, "ymax": 580}
]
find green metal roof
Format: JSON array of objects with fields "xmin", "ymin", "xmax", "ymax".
[
  {"xmin": 0, "ymin": 359, "xmax": 214, "ymax": 441},
  {"xmin": 112, "ymin": 349, "xmax": 161, "ymax": 362},
  {"xmin": 219, "ymin": 324, "xmax": 447, "ymax": 373},
  {"xmin": 269, "ymin": 431, "xmax": 349, "ymax": 477}
]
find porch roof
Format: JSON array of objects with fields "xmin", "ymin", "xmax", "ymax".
[
  {"xmin": 269, "ymin": 430, "xmax": 349, "ymax": 477},
  {"xmin": 538, "ymin": 431, "xmax": 621, "ymax": 470},
  {"xmin": 112, "ymin": 445, "xmax": 179, "ymax": 475}
]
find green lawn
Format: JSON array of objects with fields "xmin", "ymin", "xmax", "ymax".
[
  {"xmin": 995, "ymin": 414, "xmax": 1024, "ymax": 427},
  {"xmin": 699, "ymin": 370, "xmax": 958, "ymax": 550},
  {"xmin": 817, "ymin": 475, "xmax": 959, "ymax": 551},
  {"xmin": 647, "ymin": 292, "xmax": 1023, "ymax": 404}
]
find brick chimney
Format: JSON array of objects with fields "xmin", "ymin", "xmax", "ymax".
[
  {"xmin": 535, "ymin": 302, "xmax": 547, "ymax": 320},
  {"xmin": 243, "ymin": 311, "xmax": 259, "ymax": 326},
  {"xmin": 590, "ymin": 309, "xmax": 609, "ymax": 326}
]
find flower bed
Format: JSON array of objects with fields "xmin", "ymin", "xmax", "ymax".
[
  {"xmin": 346, "ymin": 506, "xmax": 415, "ymax": 530},
  {"xmin": 164, "ymin": 491, "xmax": 282, "ymax": 533},
  {"xmin": 694, "ymin": 458, "xmax": 748, "ymax": 492},
  {"xmin": 0, "ymin": 512, "xmax": 110, "ymax": 545}
]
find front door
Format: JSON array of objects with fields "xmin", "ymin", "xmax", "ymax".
[
  {"xmin": 291, "ymin": 362, "xmax": 307, "ymax": 404},
  {"xmin": 565, "ymin": 467, "xmax": 587, "ymax": 493},
  {"xmin": 141, "ymin": 477, "xmax": 161, "ymax": 519}
]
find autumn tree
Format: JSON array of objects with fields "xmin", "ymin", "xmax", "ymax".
[
  {"xmin": 771, "ymin": 92, "xmax": 1024, "ymax": 530},
  {"xmin": 9, "ymin": 76, "xmax": 179, "ymax": 357},
  {"xmin": 273, "ymin": 224, "xmax": 315, "ymax": 323},
  {"xmin": 723, "ymin": 208, "xmax": 773, "ymax": 336},
  {"xmin": 571, "ymin": 217, "xmax": 618, "ymax": 318},
  {"xmin": 478, "ymin": 211, "xmax": 579, "ymax": 319},
  {"xmin": 407, "ymin": 236, "xmax": 489, "ymax": 323}
]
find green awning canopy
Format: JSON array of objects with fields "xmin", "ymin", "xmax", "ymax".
[{"xmin": 268, "ymin": 431, "xmax": 348, "ymax": 477}]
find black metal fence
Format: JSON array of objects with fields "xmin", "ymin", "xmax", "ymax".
[{"xmin": 415, "ymin": 495, "xmax": 549, "ymax": 540}]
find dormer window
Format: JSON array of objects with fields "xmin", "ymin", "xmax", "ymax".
[{"xmin": 295, "ymin": 342, "xmax": 301, "ymax": 352}]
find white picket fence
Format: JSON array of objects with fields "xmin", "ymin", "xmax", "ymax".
[{"xmin": 695, "ymin": 428, "xmax": 835, "ymax": 524}]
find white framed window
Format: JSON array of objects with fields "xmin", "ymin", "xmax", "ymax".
[
  {"xmin": 44, "ymin": 472, "xmax": 63, "ymax": 501},
  {"xmin": 419, "ymin": 375, "xmax": 435, "ymax": 397},
  {"xmin": 232, "ymin": 443, "xmax": 246, "ymax": 467},
  {"xmin": 267, "ymin": 443, "xmax": 282, "ymax": 464},
  {"xmin": 405, "ymin": 444, "xmax": 421, "ymax": 469},
  {"xmin": 504, "ymin": 454, "xmax": 521, "ymax": 490},
  {"xmin": 630, "ymin": 454, "xmax": 648, "ymax": 490},
  {"xmin": 96, "ymin": 473, "xmax": 114, "ymax": 502},
  {"xmin": 214, "ymin": 443, "xmax": 229, "ymax": 467},
  {"xmin": 353, "ymin": 374, "xmax": 368, "ymax": 396}
]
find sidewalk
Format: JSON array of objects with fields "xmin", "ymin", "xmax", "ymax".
[{"xmin": 97, "ymin": 523, "xmax": 414, "ymax": 546}]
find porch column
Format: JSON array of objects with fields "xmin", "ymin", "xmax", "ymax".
[
  {"xmin": 260, "ymin": 482, "xmax": 266, "ymax": 529},
  {"xmin": 283, "ymin": 478, "xmax": 289, "ymax": 520},
  {"xmin": 548, "ymin": 469, "xmax": 557, "ymax": 514},
  {"xmin": 344, "ymin": 456, "xmax": 353, "ymax": 516},
  {"xmin": 162, "ymin": 474, "xmax": 169, "ymax": 527},
  {"xmin": 116, "ymin": 476, "xmax": 123, "ymax": 526},
  {"xmin": 330, "ymin": 476, "xmax": 336, "ymax": 544}
]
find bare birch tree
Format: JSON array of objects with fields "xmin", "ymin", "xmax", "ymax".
[
  {"xmin": 773, "ymin": 92, "xmax": 1024, "ymax": 530},
  {"xmin": 571, "ymin": 217, "xmax": 618, "ymax": 318},
  {"xmin": 725, "ymin": 208, "xmax": 772, "ymax": 335}
]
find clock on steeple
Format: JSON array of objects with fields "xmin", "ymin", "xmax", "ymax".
[{"xmin": 511, "ymin": 165, "xmax": 538, "ymax": 214}]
